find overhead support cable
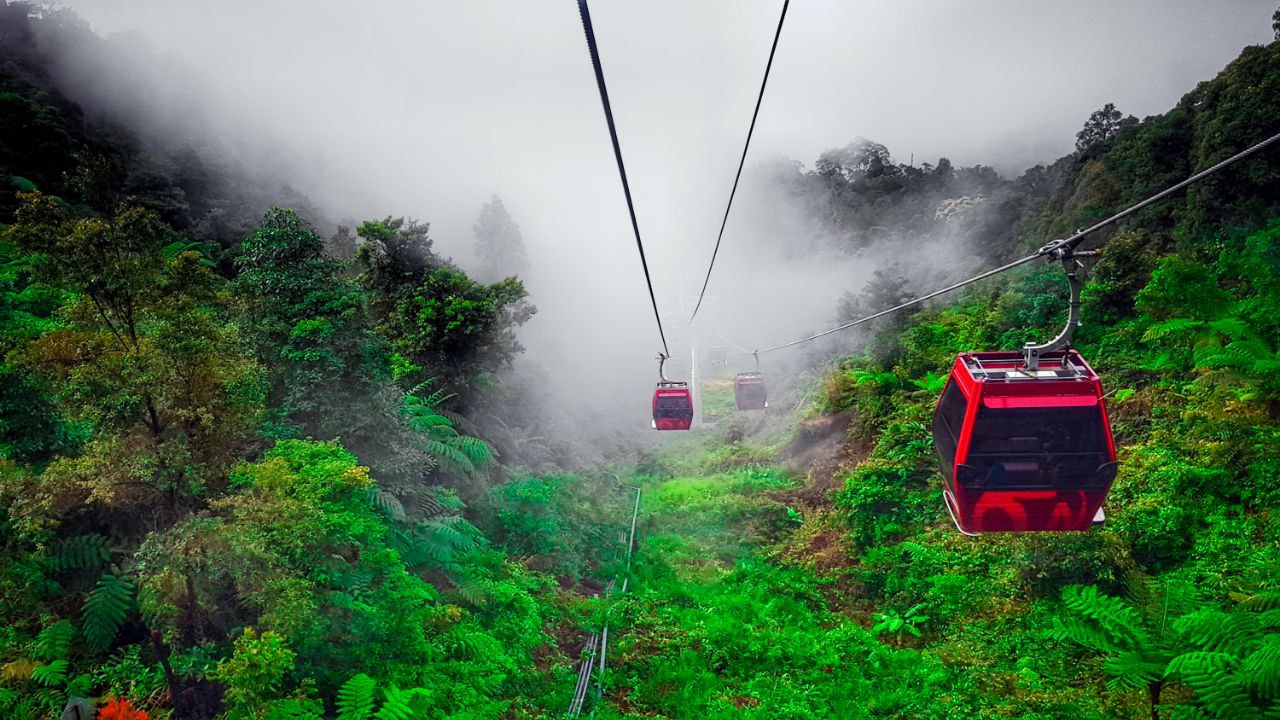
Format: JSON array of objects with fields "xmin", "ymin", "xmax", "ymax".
[
  {"xmin": 689, "ymin": 0, "xmax": 791, "ymax": 321},
  {"xmin": 751, "ymin": 130, "xmax": 1280, "ymax": 355},
  {"xmin": 577, "ymin": 0, "xmax": 670, "ymax": 356}
]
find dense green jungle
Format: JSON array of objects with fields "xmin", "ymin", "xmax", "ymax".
[{"xmin": 2, "ymin": 5, "xmax": 1279, "ymax": 720}]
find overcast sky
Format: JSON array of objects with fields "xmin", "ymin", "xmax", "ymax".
[{"xmin": 52, "ymin": 0, "xmax": 1278, "ymax": 430}]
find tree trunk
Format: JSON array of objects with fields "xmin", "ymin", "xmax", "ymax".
[
  {"xmin": 1148, "ymin": 680, "xmax": 1163, "ymax": 720},
  {"xmin": 151, "ymin": 630, "xmax": 184, "ymax": 715}
]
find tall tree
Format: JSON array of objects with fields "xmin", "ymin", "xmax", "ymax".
[
  {"xmin": 356, "ymin": 217, "xmax": 534, "ymax": 396},
  {"xmin": 1076, "ymin": 103, "xmax": 1137, "ymax": 154},
  {"xmin": 472, "ymin": 195, "xmax": 529, "ymax": 282},
  {"xmin": 6, "ymin": 192, "xmax": 263, "ymax": 518},
  {"xmin": 234, "ymin": 207, "xmax": 383, "ymax": 438}
]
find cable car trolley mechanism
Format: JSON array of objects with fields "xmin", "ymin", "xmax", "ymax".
[{"xmin": 930, "ymin": 245, "xmax": 1117, "ymax": 535}]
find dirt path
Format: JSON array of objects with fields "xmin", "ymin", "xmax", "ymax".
[{"xmin": 774, "ymin": 410, "xmax": 870, "ymax": 510}]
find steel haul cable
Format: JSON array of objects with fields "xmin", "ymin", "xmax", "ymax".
[
  {"xmin": 722, "ymin": 129, "xmax": 1280, "ymax": 355},
  {"xmin": 577, "ymin": 0, "xmax": 670, "ymax": 357},
  {"xmin": 690, "ymin": 0, "xmax": 791, "ymax": 321}
]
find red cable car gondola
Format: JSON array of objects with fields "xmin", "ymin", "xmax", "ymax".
[
  {"xmin": 931, "ymin": 350, "xmax": 1117, "ymax": 534},
  {"xmin": 652, "ymin": 381, "xmax": 694, "ymax": 430},
  {"xmin": 930, "ymin": 248, "xmax": 1117, "ymax": 534},
  {"xmin": 733, "ymin": 372, "xmax": 767, "ymax": 411},
  {"xmin": 651, "ymin": 354, "xmax": 693, "ymax": 430}
]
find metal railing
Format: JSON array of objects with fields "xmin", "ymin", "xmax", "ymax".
[{"xmin": 568, "ymin": 484, "xmax": 641, "ymax": 718}]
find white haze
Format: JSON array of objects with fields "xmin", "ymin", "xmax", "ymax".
[{"xmin": 47, "ymin": 0, "xmax": 1278, "ymax": 452}]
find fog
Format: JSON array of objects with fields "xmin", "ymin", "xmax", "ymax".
[{"xmin": 46, "ymin": 0, "xmax": 1278, "ymax": 457}]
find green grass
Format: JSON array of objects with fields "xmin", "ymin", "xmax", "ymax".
[{"xmin": 699, "ymin": 380, "xmax": 736, "ymax": 422}]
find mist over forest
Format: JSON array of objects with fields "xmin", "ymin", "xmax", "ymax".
[{"xmin": 2, "ymin": 2, "xmax": 1280, "ymax": 719}]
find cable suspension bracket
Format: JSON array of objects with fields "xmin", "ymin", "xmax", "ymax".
[{"xmin": 1022, "ymin": 241, "xmax": 1101, "ymax": 371}]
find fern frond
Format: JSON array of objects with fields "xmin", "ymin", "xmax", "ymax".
[
  {"xmin": 1167, "ymin": 651, "xmax": 1237, "ymax": 676},
  {"xmin": 1103, "ymin": 650, "xmax": 1164, "ymax": 690},
  {"xmin": 406, "ymin": 377, "xmax": 454, "ymax": 408},
  {"xmin": 1206, "ymin": 316, "xmax": 1252, "ymax": 340},
  {"xmin": 376, "ymin": 686, "xmax": 426, "ymax": 720},
  {"xmin": 451, "ymin": 571, "xmax": 488, "ymax": 605},
  {"xmin": 53, "ymin": 535, "xmax": 111, "ymax": 572},
  {"xmin": 455, "ymin": 436, "xmax": 495, "ymax": 466},
  {"xmin": 1062, "ymin": 585, "xmax": 1152, "ymax": 649},
  {"xmin": 1242, "ymin": 590, "xmax": 1280, "ymax": 612},
  {"xmin": 263, "ymin": 698, "xmax": 325, "ymax": 719},
  {"xmin": 1177, "ymin": 609, "xmax": 1260, "ymax": 653},
  {"xmin": 405, "ymin": 409, "xmax": 453, "ymax": 430},
  {"xmin": 1243, "ymin": 635, "xmax": 1280, "ymax": 698},
  {"xmin": 34, "ymin": 620, "xmax": 74, "ymax": 661},
  {"xmin": 82, "ymin": 572, "xmax": 134, "ymax": 650},
  {"xmin": 366, "ymin": 488, "xmax": 407, "ymax": 523},
  {"xmin": 1143, "ymin": 317, "xmax": 1204, "ymax": 341},
  {"xmin": 31, "ymin": 659, "xmax": 68, "ymax": 687},
  {"xmin": 427, "ymin": 441, "xmax": 474, "ymax": 474},
  {"xmin": 1, "ymin": 659, "xmax": 39, "ymax": 681},
  {"xmin": 432, "ymin": 488, "xmax": 465, "ymax": 512},
  {"xmin": 1167, "ymin": 650, "xmax": 1263, "ymax": 718},
  {"xmin": 336, "ymin": 673, "xmax": 377, "ymax": 720},
  {"xmin": 445, "ymin": 626, "xmax": 501, "ymax": 661}
]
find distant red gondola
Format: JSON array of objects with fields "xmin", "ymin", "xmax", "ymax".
[
  {"xmin": 733, "ymin": 372, "xmax": 768, "ymax": 411},
  {"xmin": 930, "ymin": 350, "xmax": 1117, "ymax": 534},
  {"xmin": 652, "ymin": 381, "xmax": 693, "ymax": 430}
]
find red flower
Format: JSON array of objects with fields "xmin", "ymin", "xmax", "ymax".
[{"xmin": 98, "ymin": 697, "xmax": 149, "ymax": 720}]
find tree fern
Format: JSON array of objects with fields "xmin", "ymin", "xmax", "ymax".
[
  {"xmin": 336, "ymin": 673, "xmax": 378, "ymax": 720},
  {"xmin": 82, "ymin": 572, "xmax": 134, "ymax": 650},
  {"xmin": 401, "ymin": 384, "xmax": 494, "ymax": 476},
  {"xmin": 1054, "ymin": 583, "xmax": 1195, "ymax": 718}
]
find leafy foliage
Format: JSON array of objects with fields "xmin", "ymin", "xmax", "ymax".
[
  {"xmin": 335, "ymin": 673, "xmax": 377, "ymax": 720},
  {"xmin": 82, "ymin": 572, "xmax": 134, "ymax": 651},
  {"xmin": 871, "ymin": 603, "xmax": 929, "ymax": 639},
  {"xmin": 2, "ymin": 9, "xmax": 1279, "ymax": 720},
  {"xmin": 356, "ymin": 218, "xmax": 534, "ymax": 395}
]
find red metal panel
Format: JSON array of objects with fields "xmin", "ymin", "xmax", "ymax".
[
  {"xmin": 956, "ymin": 487, "xmax": 1108, "ymax": 533},
  {"xmin": 937, "ymin": 348, "xmax": 1118, "ymax": 533},
  {"xmin": 983, "ymin": 395, "xmax": 1099, "ymax": 409}
]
